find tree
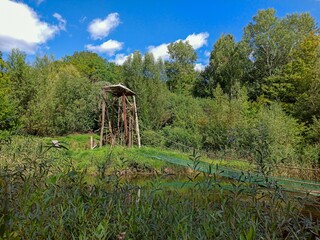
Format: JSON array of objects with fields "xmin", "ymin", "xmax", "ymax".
[
  {"xmin": 23, "ymin": 58, "xmax": 97, "ymax": 136},
  {"xmin": 0, "ymin": 52, "xmax": 17, "ymax": 132},
  {"xmin": 196, "ymin": 34, "xmax": 250, "ymax": 98},
  {"xmin": 243, "ymin": 9, "xmax": 317, "ymax": 100},
  {"xmin": 123, "ymin": 51, "xmax": 169, "ymax": 129},
  {"xmin": 165, "ymin": 41, "xmax": 198, "ymax": 94},
  {"xmin": 65, "ymin": 51, "xmax": 112, "ymax": 83},
  {"xmin": 284, "ymin": 33, "xmax": 320, "ymax": 123},
  {"xmin": 6, "ymin": 49, "xmax": 33, "ymax": 114},
  {"xmin": 142, "ymin": 53, "xmax": 169, "ymax": 129}
]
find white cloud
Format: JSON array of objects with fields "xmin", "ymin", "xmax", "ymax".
[
  {"xmin": 113, "ymin": 53, "xmax": 130, "ymax": 65},
  {"xmin": 185, "ymin": 32, "xmax": 209, "ymax": 50},
  {"xmin": 0, "ymin": 0, "xmax": 63, "ymax": 53},
  {"xmin": 194, "ymin": 63, "xmax": 206, "ymax": 72},
  {"xmin": 147, "ymin": 32, "xmax": 209, "ymax": 61},
  {"xmin": 88, "ymin": 13, "xmax": 120, "ymax": 40},
  {"xmin": 147, "ymin": 43, "xmax": 170, "ymax": 61},
  {"xmin": 204, "ymin": 50, "xmax": 211, "ymax": 57},
  {"xmin": 85, "ymin": 39, "xmax": 123, "ymax": 56},
  {"xmin": 53, "ymin": 13, "xmax": 67, "ymax": 31}
]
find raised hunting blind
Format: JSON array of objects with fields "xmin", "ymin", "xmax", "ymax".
[{"xmin": 99, "ymin": 84, "xmax": 141, "ymax": 148}]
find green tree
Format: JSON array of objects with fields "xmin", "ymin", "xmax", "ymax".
[
  {"xmin": 24, "ymin": 61, "xmax": 97, "ymax": 135},
  {"xmin": 243, "ymin": 9, "xmax": 317, "ymax": 100},
  {"xmin": 285, "ymin": 33, "xmax": 320, "ymax": 123},
  {"xmin": 142, "ymin": 53, "xmax": 169, "ymax": 129},
  {"xmin": 165, "ymin": 41, "xmax": 197, "ymax": 94},
  {"xmin": 0, "ymin": 52, "xmax": 17, "ymax": 131},
  {"xmin": 123, "ymin": 51, "xmax": 169, "ymax": 130},
  {"xmin": 196, "ymin": 34, "xmax": 250, "ymax": 98},
  {"xmin": 6, "ymin": 49, "xmax": 33, "ymax": 114},
  {"xmin": 65, "ymin": 51, "xmax": 113, "ymax": 83}
]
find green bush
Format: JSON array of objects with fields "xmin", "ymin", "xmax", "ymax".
[
  {"xmin": 140, "ymin": 129, "xmax": 165, "ymax": 147},
  {"xmin": 163, "ymin": 126, "xmax": 202, "ymax": 151},
  {"xmin": 24, "ymin": 64, "xmax": 98, "ymax": 136}
]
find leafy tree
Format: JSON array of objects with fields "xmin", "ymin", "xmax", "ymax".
[
  {"xmin": 24, "ymin": 61, "xmax": 97, "ymax": 136},
  {"xmin": 65, "ymin": 51, "xmax": 113, "ymax": 83},
  {"xmin": 285, "ymin": 33, "xmax": 320, "ymax": 122},
  {"xmin": 6, "ymin": 49, "xmax": 33, "ymax": 114},
  {"xmin": 165, "ymin": 41, "xmax": 198, "ymax": 94},
  {"xmin": 196, "ymin": 34, "xmax": 250, "ymax": 98},
  {"xmin": 163, "ymin": 93, "xmax": 205, "ymax": 149},
  {"xmin": 0, "ymin": 52, "xmax": 17, "ymax": 131},
  {"xmin": 123, "ymin": 51, "xmax": 144, "ymax": 91},
  {"xmin": 142, "ymin": 53, "xmax": 169, "ymax": 128},
  {"xmin": 243, "ymin": 9, "xmax": 317, "ymax": 100},
  {"xmin": 123, "ymin": 51, "xmax": 169, "ymax": 130}
]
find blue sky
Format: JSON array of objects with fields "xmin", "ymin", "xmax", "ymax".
[{"xmin": 1, "ymin": 0, "xmax": 320, "ymax": 69}]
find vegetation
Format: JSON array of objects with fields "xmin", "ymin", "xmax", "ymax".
[
  {"xmin": 1, "ymin": 9, "xmax": 320, "ymax": 168},
  {"xmin": 1, "ymin": 8, "xmax": 320, "ymax": 239},
  {"xmin": 0, "ymin": 136, "xmax": 319, "ymax": 239}
]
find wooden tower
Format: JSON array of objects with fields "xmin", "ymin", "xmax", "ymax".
[{"xmin": 99, "ymin": 84, "xmax": 141, "ymax": 148}]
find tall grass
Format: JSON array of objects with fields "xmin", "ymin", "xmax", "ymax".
[{"xmin": 0, "ymin": 136, "xmax": 320, "ymax": 239}]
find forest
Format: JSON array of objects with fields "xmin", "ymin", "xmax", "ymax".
[
  {"xmin": 1, "ymin": 8, "xmax": 320, "ymax": 238},
  {"xmin": 1, "ymin": 9, "xmax": 320, "ymax": 167}
]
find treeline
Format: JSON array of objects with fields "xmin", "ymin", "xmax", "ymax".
[{"xmin": 1, "ymin": 9, "xmax": 320, "ymax": 166}]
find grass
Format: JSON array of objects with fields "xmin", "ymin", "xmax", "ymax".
[
  {"xmin": 1, "ymin": 133, "xmax": 320, "ymax": 239},
  {"xmin": 13, "ymin": 133, "xmax": 250, "ymax": 179}
]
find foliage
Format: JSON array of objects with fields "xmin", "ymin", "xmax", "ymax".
[
  {"xmin": 242, "ymin": 9, "xmax": 317, "ymax": 100},
  {"xmin": 24, "ymin": 62, "xmax": 97, "ymax": 135},
  {"xmin": 123, "ymin": 51, "xmax": 169, "ymax": 130},
  {"xmin": 2, "ymin": 8, "xmax": 320, "ymax": 167},
  {"xmin": 6, "ymin": 49, "xmax": 33, "ymax": 116},
  {"xmin": 166, "ymin": 41, "xmax": 198, "ymax": 94},
  {"xmin": 196, "ymin": 34, "xmax": 250, "ymax": 97},
  {"xmin": 64, "ymin": 51, "xmax": 115, "ymax": 83},
  {"xmin": 0, "ymin": 52, "xmax": 17, "ymax": 133},
  {"xmin": 0, "ymin": 138, "xmax": 319, "ymax": 239}
]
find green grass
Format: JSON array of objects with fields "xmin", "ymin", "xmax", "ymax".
[
  {"xmin": 51, "ymin": 133, "xmax": 253, "ymax": 173},
  {"xmin": 1, "ymin": 133, "xmax": 320, "ymax": 239}
]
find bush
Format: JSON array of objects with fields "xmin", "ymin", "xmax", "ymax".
[
  {"xmin": 140, "ymin": 129, "xmax": 165, "ymax": 147},
  {"xmin": 163, "ymin": 126, "xmax": 202, "ymax": 151},
  {"xmin": 24, "ymin": 64, "xmax": 98, "ymax": 136}
]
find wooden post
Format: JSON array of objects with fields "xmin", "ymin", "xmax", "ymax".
[
  {"xmin": 122, "ymin": 94, "xmax": 129, "ymax": 146},
  {"xmin": 133, "ymin": 96, "xmax": 141, "ymax": 148},
  {"xmin": 104, "ymin": 98, "xmax": 114, "ymax": 146},
  {"xmin": 110, "ymin": 98, "xmax": 115, "ymax": 145},
  {"xmin": 90, "ymin": 136, "xmax": 93, "ymax": 149},
  {"xmin": 100, "ymin": 94, "xmax": 106, "ymax": 147},
  {"xmin": 128, "ymin": 116, "xmax": 132, "ymax": 147},
  {"xmin": 131, "ymin": 116, "xmax": 134, "ymax": 147},
  {"xmin": 117, "ymin": 97, "xmax": 121, "ymax": 141}
]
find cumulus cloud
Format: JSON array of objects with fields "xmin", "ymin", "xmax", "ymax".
[
  {"xmin": 88, "ymin": 13, "xmax": 120, "ymax": 40},
  {"xmin": 53, "ymin": 13, "xmax": 67, "ymax": 31},
  {"xmin": 85, "ymin": 39, "xmax": 123, "ymax": 56},
  {"xmin": 147, "ymin": 43, "xmax": 170, "ymax": 61},
  {"xmin": 0, "ymin": 0, "xmax": 64, "ymax": 53},
  {"xmin": 113, "ymin": 53, "xmax": 130, "ymax": 65},
  {"xmin": 194, "ymin": 63, "xmax": 206, "ymax": 72},
  {"xmin": 185, "ymin": 32, "xmax": 209, "ymax": 50},
  {"xmin": 148, "ymin": 32, "xmax": 209, "ymax": 60}
]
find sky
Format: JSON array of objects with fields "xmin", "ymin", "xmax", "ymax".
[{"xmin": 1, "ymin": 0, "xmax": 320, "ymax": 70}]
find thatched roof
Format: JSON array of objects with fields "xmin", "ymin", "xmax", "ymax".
[{"xmin": 102, "ymin": 84, "xmax": 136, "ymax": 97}]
